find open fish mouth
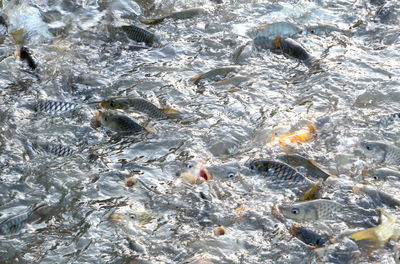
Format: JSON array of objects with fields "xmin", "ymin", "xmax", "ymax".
[{"xmin": 199, "ymin": 168, "xmax": 212, "ymax": 181}]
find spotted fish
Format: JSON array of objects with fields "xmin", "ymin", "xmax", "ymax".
[
  {"xmin": 0, "ymin": 204, "xmax": 47, "ymax": 235},
  {"xmin": 248, "ymin": 159, "xmax": 314, "ymax": 188},
  {"xmin": 359, "ymin": 141, "xmax": 400, "ymax": 165},
  {"xmin": 279, "ymin": 199, "xmax": 344, "ymax": 222},
  {"xmin": 277, "ymin": 154, "xmax": 330, "ymax": 180},
  {"xmin": 33, "ymin": 100, "xmax": 79, "ymax": 114},
  {"xmin": 121, "ymin": 25, "xmax": 158, "ymax": 46}
]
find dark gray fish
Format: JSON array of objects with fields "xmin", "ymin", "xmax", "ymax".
[
  {"xmin": 96, "ymin": 111, "xmax": 143, "ymax": 133},
  {"xmin": 289, "ymin": 224, "xmax": 330, "ymax": 247},
  {"xmin": 121, "ymin": 25, "xmax": 158, "ymax": 46},
  {"xmin": 0, "ymin": 15, "xmax": 8, "ymax": 39},
  {"xmin": 0, "ymin": 204, "xmax": 47, "ymax": 235},
  {"xmin": 32, "ymin": 142, "xmax": 76, "ymax": 157},
  {"xmin": 359, "ymin": 141, "xmax": 400, "ymax": 165},
  {"xmin": 18, "ymin": 46, "xmax": 37, "ymax": 70},
  {"xmin": 248, "ymin": 159, "xmax": 314, "ymax": 188},
  {"xmin": 276, "ymin": 36, "xmax": 314, "ymax": 64},
  {"xmin": 354, "ymin": 184, "xmax": 400, "ymax": 208},
  {"xmin": 99, "ymin": 98, "xmax": 170, "ymax": 118},
  {"xmin": 279, "ymin": 199, "xmax": 344, "ymax": 222},
  {"xmin": 277, "ymin": 154, "xmax": 330, "ymax": 180},
  {"xmin": 140, "ymin": 8, "xmax": 204, "ymax": 25},
  {"xmin": 33, "ymin": 100, "xmax": 79, "ymax": 114}
]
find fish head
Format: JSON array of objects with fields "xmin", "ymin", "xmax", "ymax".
[
  {"xmin": 100, "ymin": 98, "xmax": 128, "ymax": 110},
  {"xmin": 359, "ymin": 141, "xmax": 387, "ymax": 162},
  {"xmin": 278, "ymin": 203, "xmax": 310, "ymax": 222},
  {"xmin": 177, "ymin": 159, "xmax": 212, "ymax": 184}
]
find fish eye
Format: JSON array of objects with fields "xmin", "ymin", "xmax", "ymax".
[
  {"xmin": 373, "ymin": 175, "xmax": 379, "ymax": 180},
  {"xmin": 310, "ymin": 29, "xmax": 316, "ymax": 34},
  {"xmin": 186, "ymin": 163, "xmax": 193, "ymax": 169},
  {"xmin": 366, "ymin": 145, "xmax": 373, "ymax": 151},
  {"xmin": 110, "ymin": 100, "xmax": 116, "ymax": 107},
  {"xmin": 129, "ymin": 213, "xmax": 135, "ymax": 220},
  {"xmin": 227, "ymin": 171, "xmax": 235, "ymax": 178},
  {"xmin": 249, "ymin": 163, "xmax": 256, "ymax": 170},
  {"xmin": 104, "ymin": 116, "xmax": 109, "ymax": 122},
  {"xmin": 291, "ymin": 208, "xmax": 300, "ymax": 215}
]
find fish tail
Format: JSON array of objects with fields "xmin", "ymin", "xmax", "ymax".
[
  {"xmin": 190, "ymin": 74, "xmax": 202, "ymax": 84},
  {"xmin": 140, "ymin": 18, "xmax": 164, "ymax": 25},
  {"xmin": 160, "ymin": 108, "xmax": 180, "ymax": 116},
  {"xmin": 350, "ymin": 228, "xmax": 378, "ymax": 241},
  {"xmin": 307, "ymin": 122, "xmax": 316, "ymax": 135}
]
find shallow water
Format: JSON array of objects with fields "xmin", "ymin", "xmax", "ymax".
[{"xmin": 0, "ymin": 0, "xmax": 399, "ymax": 263}]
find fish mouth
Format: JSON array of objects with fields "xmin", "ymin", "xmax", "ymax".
[{"xmin": 199, "ymin": 168, "xmax": 212, "ymax": 181}]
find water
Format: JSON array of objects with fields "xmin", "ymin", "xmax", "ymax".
[{"xmin": 0, "ymin": 0, "xmax": 399, "ymax": 263}]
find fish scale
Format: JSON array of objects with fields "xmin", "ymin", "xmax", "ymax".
[
  {"xmin": 31, "ymin": 142, "xmax": 76, "ymax": 157},
  {"xmin": 0, "ymin": 205, "xmax": 46, "ymax": 235},
  {"xmin": 121, "ymin": 25, "xmax": 157, "ymax": 46},
  {"xmin": 249, "ymin": 159, "xmax": 314, "ymax": 188},
  {"xmin": 280, "ymin": 200, "xmax": 345, "ymax": 222},
  {"xmin": 34, "ymin": 100, "xmax": 78, "ymax": 114}
]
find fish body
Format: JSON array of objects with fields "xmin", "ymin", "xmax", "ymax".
[
  {"xmin": 253, "ymin": 22, "xmax": 303, "ymax": 50},
  {"xmin": 96, "ymin": 111, "xmax": 143, "ymax": 133},
  {"xmin": 191, "ymin": 66, "xmax": 239, "ymax": 85},
  {"xmin": 289, "ymin": 224, "xmax": 329, "ymax": 247},
  {"xmin": 4, "ymin": 2, "xmax": 53, "ymax": 45},
  {"xmin": 273, "ymin": 123, "xmax": 316, "ymax": 147},
  {"xmin": 279, "ymin": 199, "xmax": 344, "ymax": 222},
  {"xmin": 0, "ymin": 204, "xmax": 47, "ymax": 235},
  {"xmin": 231, "ymin": 41, "xmax": 255, "ymax": 64},
  {"xmin": 248, "ymin": 159, "xmax": 314, "ymax": 188},
  {"xmin": 33, "ymin": 100, "xmax": 79, "ymax": 114},
  {"xmin": 121, "ymin": 25, "xmax": 158, "ymax": 46},
  {"xmin": 27, "ymin": 141, "xmax": 76, "ymax": 157},
  {"xmin": 359, "ymin": 141, "xmax": 400, "ymax": 165},
  {"xmin": 350, "ymin": 210, "xmax": 400, "ymax": 247},
  {"xmin": 353, "ymin": 184, "xmax": 400, "ymax": 208},
  {"xmin": 99, "ymin": 98, "xmax": 170, "ymax": 118},
  {"xmin": 275, "ymin": 36, "xmax": 314, "ymax": 64},
  {"xmin": 277, "ymin": 154, "xmax": 330, "ymax": 180},
  {"xmin": 140, "ymin": 8, "xmax": 204, "ymax": 25}
]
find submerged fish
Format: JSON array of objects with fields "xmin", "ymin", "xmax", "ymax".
[
  {"xmin": 231, "ymin": 41, "xmax": 256, "ymax": 64},
  {"xmin": 33, "ymin": 100, "xmax": 79, "ymax": 114},
  {"xmin": 253, "ymin": 22, "xmax": 303, "ymax": 50},
  {"xmin": 191, "ymin": 66, "xmax": 240, "ymax": 85},
  {"xmin": 4, "ymin": 1, "xmax": 53, "ymax": 44},
  {"xmin": 97, "ymin": 97, "xmax": 178, "ymax": 118},
  {"xmin": 353, "ymin": 184, "xmax": 400, "ymax": 208},
  {"xmin": 277, "ymin": 154, "xmax": 330, "ymax": 180},
  {"xmin": 16, "ymin": 46, "xmax": 37, "ymax": 70},
  {"xmin": 373, "ymin": 168, "xmax": 400, "ymax": 181},
  {"xmin": 0, "ymin": 204, "xmax": 47, "ymax": 235},
  {"xmin": 273, "ymin": 123, "xmax": 316, "ymax": 147},
  {"xmin": 359, "ymin": 141, "xmax": 400, "ymax": 165},
  {"xmin": 140, "ymin": 8, "xmax": 204, "ymax": 25},
  {"xmin": 289, "ymin": 224, "xmax": 330, "ymax": 247},
  {"xmin": 248, "ymin": 159, "xmax": 314, "ymax": 188},
  {"xmin": 26, "ymin": 141, "xmax": 76, "ymax": 158},
  {"xmin": 279, "ymin": 199, "xmax": 344, "ymax": 221},
  {"xmin": 350, "ymin": 210, "xmax": 400, "ymax": 248},
  {"xmin": 275, "ymin": 36, "xmax": 314, "ymax": 64},
  {"xmin": 305, "ymin": 24, "xmax": 351, "ymax": 37},
  {"xmin": 96, "ymin": 111, "xmax": 143, "ymax": 133},
  {"xmin": 121, "ymin": 25, "xmax": 158, "ymax": 46}
]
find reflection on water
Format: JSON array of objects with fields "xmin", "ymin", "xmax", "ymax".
[{"xmin": 0, "ymin": 0, "xmax": 399, "ymax": 263}]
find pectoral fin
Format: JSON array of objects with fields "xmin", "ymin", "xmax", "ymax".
[
  {"xmin": 160, "ymin": 108, "xmax": 180, "ymax": 116},
  {"xmin": 350, "ymin": 228, "xmax": 378, "ymax": 241}
]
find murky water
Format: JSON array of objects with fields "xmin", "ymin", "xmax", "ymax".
[{"xmin": 0, "ymin": 0, "xmax": 399, "ymax": 263}]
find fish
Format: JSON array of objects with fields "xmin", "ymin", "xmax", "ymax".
[
  {"xmin": 289, "ymin": 224, "xmax": 330, "ymax": 247},
  {"xmin": 96, "ymin": 97, "xmax": 178, "ymax": 118},
  {"xmin": 0, "ymin": 204, "xmax": 47, "ymax": 235},
  {"xmin": 140, "ymin": 8, "xmax": 204, "ymax": 25},
  {"xmin": 273, "ymin": 123, "xmax": 316, "ymax": 147},
  {"xmin": 177, "ymin": 160, "xmax": 212, "ymax": 184},
  {"xmin": 121, "ymin": 25, "xmax": 159, "ymax": 47},
  {"xmin": 373, "ymin": 168, "xmax": 400, "ymax": 181},
  {"xmin": 96, "ymin": 111, "xmax": 143, "ymax": 133},
  {"xmin": 305, "ymin": 24, "xmax": 352, "ymax": 37},
  {"xmin": 32, "ymin": 100, "xmax": 79, "ymax": 114},
  {"xmin": 191, "ymin": 66, "xmax": 240, "ymax": 85},
  {"xmin": 248, "ymin": 159, "xmax": 314, "ymax": 188},
  {"xmin": 350, "ymin": 210, "xmax": 400, "ymax": 248},
  {"xmin": 231, "ymin": 41, "xmax": 255, "ymax": 64},
  {"xmin": 279, "ymin": 199, "xmax": 344, "ymax": 221},
  {"xmin": 277, "ymin": 154, "xmax": 330, "ymax": 180},
  {"xmin": 253, "ymin": 22, "xmax": 303, "ymax": 50},
  {"xmin": 15, "ymin": 46, "xmax": 37, "ymax": 70},
  {"xmin": 26, "ymin": 141, "xmax": 76, "ymax": 158},
  {"xmin": 353, "ymin": 184, "xmax": 400, "ymax": 208},
  {"xmin": 275, "ymin": 36, "xmax": 314, "ymax": 64},
  {"xmin": 4, "ymin": 1, "xmax": 53, "ymax": 45},
  {"xmin": 359, "ymin": 141, "xmax": 400, "ymax": 165}
]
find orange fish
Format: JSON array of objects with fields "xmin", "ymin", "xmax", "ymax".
[{"xmin": 275, "ymin": 123, "xmax": 316, "ymax": 147}]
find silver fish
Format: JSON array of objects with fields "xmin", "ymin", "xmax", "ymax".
[
  {"xmin": 253, "ymin": 22, "xmax": 303, "ymax": 50},
  {"xmin": 96, "ymin": 111, "xmax": 143, "ymax": 133},
  {"xmin": 373, "ymin": 168, "xmax": 400, "ymax": 181},
  {"xmin": 354, "ymin": 184, "xmax": 400, "ymax": 208},
  {"xmin": 359, "ymin": 141, "xmax": 400, "ymax": 165},
  {"xmin": 305, "ymin": 24, "xmax": 352, "ymax": 37},
  {"xmin": 140, "ymin": 8, "xmax": 204, "ymax": 25},
  {"xmin": 191, "ymin": 66, "xmax": 240, "ymax": 85},
  {"xmin": 279, "ymin": 199, "xmax": 344, "ymax": 222},
  {"xmin": 276, "ymin": 36, "xmax": 314, "ymax": 64},
  {"xmin": 248, "ymin": 159, "xmax": 314, "ymax": 188},
  {"xmin": 0, "ymin": 204, "xmax": 47, "ymax": 235},
  {"xmin": 28, "ymin": 141, "xmax": 76, "ymax": 157},
  {"xmin": 33, "ymin": 100, "xmax": 79, "ymax": 114}
]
